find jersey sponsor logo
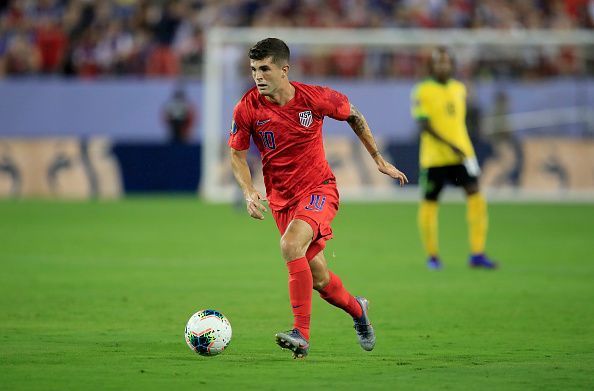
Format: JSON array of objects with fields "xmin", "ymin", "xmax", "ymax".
[
  {"xmin": 256, "ymin": 119, "xmax": 271, "ymax": 126},
  {"xmin": 304, "ymin": 194, "xmax": 326, "ymax": 211},
  {"xmin": 230, "ymin": 120, "xmax": 238, "ymax": 135},
  {"xmin": 299, "ymin": 110, "xmax": 313, "ymax": 128}
]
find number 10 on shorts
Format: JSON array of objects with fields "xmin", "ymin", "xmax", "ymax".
[{"xmin": 305, "ymin": 194, "xmax": 326, "ymax": 211}]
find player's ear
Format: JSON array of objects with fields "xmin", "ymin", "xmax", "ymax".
[{"xmin": 282, "ymin": 64, "xmax": 289, "ymax": 78}]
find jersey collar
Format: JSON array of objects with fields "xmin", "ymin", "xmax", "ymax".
[{"xmin": 260, "ymin": 82, "xmax": 299, "ymax": 109}]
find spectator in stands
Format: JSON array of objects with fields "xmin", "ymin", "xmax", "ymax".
[
  {"xmin": 2, "ymin": 32, "xmax": 41, "ymax": 75},
  {"xmin": 146, "ymin": 0, "xmax": 183, "ymax": 76},
  {"xmin": 35, "ymin": 15, "xmax": 66, "ymax": 73},
  {"xmin": 0, "ymin": 0, "xmax": 591, "ymax": 79}
]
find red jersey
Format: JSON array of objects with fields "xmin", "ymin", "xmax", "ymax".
[{"xmin": 228, "ymin": 81, "xmax": 351, "ymax": 211}]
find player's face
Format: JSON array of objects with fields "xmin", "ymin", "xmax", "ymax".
[
  {"xmin": 433, "ymin": 53, "xmax": 452, "ymax": 80},
  {"xmin": 250, "ymin": 57, "xmax": 288, "ymax": 96}
]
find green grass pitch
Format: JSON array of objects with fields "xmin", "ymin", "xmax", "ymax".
[{"xmin": 1, "ymin": 198, "xmax": 593, "ymax": 390}]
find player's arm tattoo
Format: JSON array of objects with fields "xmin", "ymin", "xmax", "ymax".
[
  {"xmin": 346, "ymin": 103, "xmax": 367, "ymax": 136},
  {"xmin": 347, "ymin": 103, "xmax": 381, "ymax": 159},
  {"xmin": 346, "ymin": 103, "xmax": 407, "ymax": 184}
]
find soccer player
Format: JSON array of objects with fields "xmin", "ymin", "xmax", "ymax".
[
  {"xmin": 229, "ymin": 38, "xmax": 408, "ymax": 359},
  {"xmin": 411, "ymin": 47, "xmax": 497, "ymax": 270}
]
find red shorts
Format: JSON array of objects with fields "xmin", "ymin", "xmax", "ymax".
[{"xmin": 271, "ymin": 182, "xmax": 339, "ymax": 260}]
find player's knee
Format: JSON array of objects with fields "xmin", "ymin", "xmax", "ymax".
[
  {"xmin": 280, "ymin": 235, "xmax": 307, "ymax": 260},
  {"xmin": 424, "ymin": 187, "xmax": 441, "ymax": 201},
  {"xmin": 464, "ymin": 183, "xmax": 480, "ymax": 195},
  {"xmin": 424, "ymin": 193, "xmax": 439, "ymax": 201}
]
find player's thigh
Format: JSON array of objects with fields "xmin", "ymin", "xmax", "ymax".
[
  {"xmin": 308, "ymin": 251, "xmax": 330, "ymax": 290},
  {"xmin": 421, "ymin": 167, "xmax": 445, "ymax": 201},
  {"xmin": 280, "ymin": 219, "xmax": 315, "ymax": 259},
  {"xmin": 462, "ymin": 180, "xmax": 480, "ymax": 196},
  {"xmin": 447, "ymin": 165, "xmax": 480, "ymax": 195}
]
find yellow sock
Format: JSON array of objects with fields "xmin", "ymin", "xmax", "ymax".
[
  {"xmin": 418, "ymin": 200, "xmax": 439, "ymax": 257},
  {"xmin": 467, "ymin": 193, "xmax": 488, "ymax": 254}
]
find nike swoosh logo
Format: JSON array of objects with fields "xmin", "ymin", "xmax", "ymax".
[
  {"xmin": 256, "ymin": 119, "xmax": 271, "ymax": 126},
  {"xmin": 292, "ymin": 305, "xmax": 302, "ymax": 309}
]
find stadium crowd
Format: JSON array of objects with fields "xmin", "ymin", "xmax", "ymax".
[{"xmin": 0, "ymin": 0, "xmax": 592, "ymax": 79}]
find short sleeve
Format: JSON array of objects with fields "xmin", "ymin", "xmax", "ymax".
[
  {"xmin": 316, "ymin": 87, "xmax": 351, "ymax": 121},
  {"xmin": 228, "ymin": 101, "xmax": 252, "ymax": 150},
  {"xmin": 411, "ymin": 84, "xmax": 429, "ymax": 120}
]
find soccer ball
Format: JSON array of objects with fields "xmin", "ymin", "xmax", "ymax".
[{"xmin": 184, "ymin": 309, "xmax": 232, "ymax": 356}]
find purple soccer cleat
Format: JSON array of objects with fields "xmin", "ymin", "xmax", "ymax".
[
  {"xmin": 427, "ymin": 256, "xmax": 442, "ymax": 270},
  {"xmin": 469, "ymin": 254, "xmax": 498, "ymax": 269}
]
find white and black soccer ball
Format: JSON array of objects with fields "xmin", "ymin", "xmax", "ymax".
[{"xmin": 184, "ymin": 309, "xmax": 232, "ymax": 356}]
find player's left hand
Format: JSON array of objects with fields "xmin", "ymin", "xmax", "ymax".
[{"xmin": 377, "ymin": 160, "xmax": 408, "ymax": 186}]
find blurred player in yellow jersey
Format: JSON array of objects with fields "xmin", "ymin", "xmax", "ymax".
[{"xmin": 411, "ymin": 47, "xmax": 497, "ymax": 270}]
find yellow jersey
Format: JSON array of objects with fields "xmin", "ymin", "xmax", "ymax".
[{"xmin": 411, "ymin": 78, "xmax": 475, "ymax": 168}]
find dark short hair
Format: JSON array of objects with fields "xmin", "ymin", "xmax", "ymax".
[
  {"xmin": 429, "ymin": 46, "xmax": 455, "ymax": 74},
  {"xmin": 431, "ymin": 46, "xmax": 452, "ymax": 63},
  {"xmin": 248, "ymin": 38, "xmax": 290, "ymax": 65}
]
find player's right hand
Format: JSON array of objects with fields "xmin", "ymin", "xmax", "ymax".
[{"xmin": 245, "ymin": 190, "xmax": 267, "ymax": 220}]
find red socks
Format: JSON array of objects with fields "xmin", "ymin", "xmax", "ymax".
[
  {"xmin": 319, "ymin": 271, "xmax": 362, "ymax": 319},
  {"xmin": 286, "ymin": 257, "xmax": 312, "ymax": 340},
  {"xmin": 286, "ymin": 259, "xmax": 362, "ymax": 340}
]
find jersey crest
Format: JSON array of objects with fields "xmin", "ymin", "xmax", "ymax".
[{"xmin": 299, "ymin": 110, "xmax": 313, "ymax": 128}]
